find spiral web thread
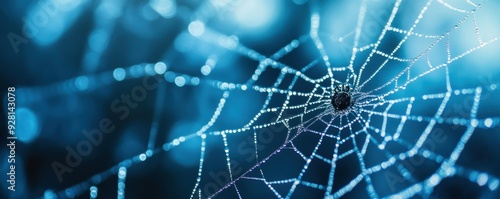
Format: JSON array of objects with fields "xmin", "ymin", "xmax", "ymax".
[{"xmin": 42, "ymin": 0, "xmax": 500, "ymax": 198}]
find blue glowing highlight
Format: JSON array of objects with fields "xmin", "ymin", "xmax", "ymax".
[
  {"xmin": 16, "ymin": 108, "xmax": 40, "ymax": 143},
  {"xmin": 74, "ymin": 75, "xmax": 89, "ymax": 90},
  {"xmin": 113, "ymin": 68, "xmax": 126, "ymax": 81},
  {"xmin": 90, "ymin": 186, "xmax": 98, "ymax": 198},
  {"xmin": 149, "ymin": 0, "xmax": 176, "ymax": 18},
  {"xmin": 188, "ymin": 20, "xmax": 205, "ymax": 37},
  {"xmin": 27, "ymin": 0, "xmax": 86, "ymax": 46},
  {"xmin": 154, "ymin": 62, "xmax": 167, "ymax": 74},
  {"xmin": 232, "ymin": 0, "xmax": 280, "ymax": 29}
]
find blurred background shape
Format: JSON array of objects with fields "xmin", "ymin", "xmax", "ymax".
[{"xmin": 1, "ymin": 0, "xmax": 500, "ymax": 199}]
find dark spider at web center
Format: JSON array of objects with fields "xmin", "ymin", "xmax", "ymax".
[
  {"xmin": 332, "ymin": 92, "xmax": 351, "ymax": 111},
  {"xmin": 331, "ymin": 84, "xmax": 353, "ymax": 112}
]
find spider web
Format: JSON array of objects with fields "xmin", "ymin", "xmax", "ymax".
[{"xmin": 39, "ymin": 0, "xmax": 500, "ymax": 198}]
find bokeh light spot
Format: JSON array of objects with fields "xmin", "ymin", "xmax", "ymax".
[{"xmin": 16, "ymin": 107, "xmax": 40, "ymax": 143}]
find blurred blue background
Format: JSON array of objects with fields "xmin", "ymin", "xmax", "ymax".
[{"xmin": 1, "ymin": 0, "xmax": 500, "ymax": 198}]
